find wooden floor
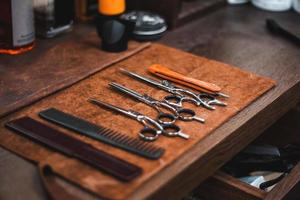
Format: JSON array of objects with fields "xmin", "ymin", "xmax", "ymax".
[{"xmin": 1, "ymin": 3, "xmax": 300, "ymax": 200}]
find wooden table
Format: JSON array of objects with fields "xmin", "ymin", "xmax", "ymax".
[{"xmin": 1, "ymin": 4, "xmax": 300, "ymax": 200}]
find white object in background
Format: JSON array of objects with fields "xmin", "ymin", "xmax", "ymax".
[
  {"xmin": 227, "ymin": 0, "xmax": 250, "ymax": 4},
  {"xmin": 252, "ymin": 0, "xmax": 292, "ymax": 11},
  {"xmin": 239, "ymin": 176, "xmax": 266, "ymax": 188},
  {"xmin": 293, "ymin": 0, "xmax": 300, "ymax": 13}
]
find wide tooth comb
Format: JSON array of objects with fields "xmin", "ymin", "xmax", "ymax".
[{"xmin": 39, "ymin": 108, "xmax": 165, "ymax": 160}]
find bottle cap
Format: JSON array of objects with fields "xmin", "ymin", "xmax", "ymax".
[
  {"xmin": 120, "ymin": 11, "xmax": 167, "ymax": 41},
  {"xmin": 98, "ymin": 0, "xmax": 125, "ymax": 16}
]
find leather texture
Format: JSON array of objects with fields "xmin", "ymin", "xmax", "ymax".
[
  {"xmin": 6, "ymin": 117, "xmax": 143, "ymax": 182},
  {"xmin": 0, "ymin": 43, "xmax": 276, "ymax": 199},
  {"xmin": 39, "ymin": 108, "xmax": 165, "ymax": 159}
]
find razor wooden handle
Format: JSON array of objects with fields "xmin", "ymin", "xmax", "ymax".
[{"xmin": 148, "ymin": 64, "xmax": 222, "ymax": 93}]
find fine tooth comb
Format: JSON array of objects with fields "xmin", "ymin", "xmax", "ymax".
[{"xmin": 39, "ymin": 108, "xmax": 165, "ymax": 160}]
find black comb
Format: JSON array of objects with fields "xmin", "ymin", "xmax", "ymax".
[{"xmin": 39, "ymin": 108, "xmax": 165, "ymax": 160}]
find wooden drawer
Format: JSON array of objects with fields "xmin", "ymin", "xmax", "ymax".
[
  {"xmin": 190, "ymin": 108, "xmax": 300, "ymax": 200},
  {"xmin": 196, "ymin": 165, "xmax": 300, "ymax": 200}
]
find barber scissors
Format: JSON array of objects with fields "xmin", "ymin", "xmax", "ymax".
[
  {"xmin": 109, "ymin": 82, "xmax": 205, "ymax": 124},
  {"xmin": 120, "ymin": 69, "xmax": 227, "ymax": 110},
  {"xmin": 89, "ymin": 99, "xmax": 190, "ymax": 141}
]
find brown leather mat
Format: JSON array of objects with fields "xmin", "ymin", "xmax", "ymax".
[
  {"xmin": 0, "ymin": 28, "xmax": 150, "ymax": 118},
  {"xmin": 0, "ymin": 44, "xmax": 276, "ymax": 200}
]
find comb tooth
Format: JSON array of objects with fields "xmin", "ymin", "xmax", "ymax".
[
  {"xmin": 98, "ymin": 125, "xmax": 108, "ymax": 132},
  {"xmin": 105, "ymin": 129, "xmax": 118, "ymax": 138},
  {"xmin": 134, "ymin": 141, "xmax": 147, "ymax": 150},
  {"xmin": 136, "ymin": 141, "xmax": 150, "ymax": 149},
  {"xmin": 113, "ymin": 133, "xmax": 126, "ymax": 142},
  {"xmin": 129, "ymin": 138, "xmax": 141, "ymax": 148},
  {"xmin": 140, "ymin": 144, "xmax": 154, "ymax": 152},
  {"xmin": 98, "ymin": 127, "xmax": 164, "ymax": 159},
  {"xmin": 101, "ymin": 131, "xmax": 113, "ymax": 138},
  {"xmin": 108, "ymin": 132, "xmax": 118, "ymax": 140},
  {"xmin": 142, "ymin": 145, "xmax": 157, "ymax": 153},
  {"xmin": 98, "ymin": 128, "xmax": 112, "ymax": 137},
  {"xmin": 97, "ymin": 126, "xmax": 106, "ymax": 133},
  {"xmin": 106, "ymin": 133, "xmax": 120, "ymax": 141},
  {"xmin": 110, "ymin": 132, "xmax": 123, "ymax": 140},
  {"xmin": 118, "ymin": 135, "xmax": 131, "ymax": 144},
  {"xmin": 147, "ymin": 146, "xmax": 162, "ymax": 154},
  {"xmin": 122, "ymin": 137, "xmax": 135, "ymax": 146}
]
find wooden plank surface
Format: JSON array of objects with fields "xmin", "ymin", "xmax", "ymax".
[
  {"xmin": 0, "ymin": 24, "xmax": 149, "ymax": 118},
  {"xmin": 1, "ymin": 4, "xmax": 300, "ymax": 200},
  {"xmin": 177, "ymin": 0, "xmax": 226, "ymax": 27}
]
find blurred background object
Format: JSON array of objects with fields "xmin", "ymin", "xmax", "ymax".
[
  {"xmin": 120, "ymin": 11, "xmax": 167, "ymax": 41},
  {"xmin": 75, "ymin": 0, "xmax": 98, "ymax": 21},
  {"xmin": 294, "ymin": 0, "xmax": 300, "ymax": 13},
  {"xmin": 33, "ymin": 0, "xmax": 74, "ymax": 38},
  {"xmin": 96, "ymin": 0, "xmax": 131, "ymax": 52},
  {"xmin": 227, "ymin": 0, "xmax": 250, "ymax": 4},
  {"xmin": 251, "ymin": 0, "xmax": 293, "ymax": 11},
  {"xmin": 0, "ymin": 0, "xmax": 35, "ymax": 55},
  {"xmin": 98, "ymin": 0, "xmax": 125, "ymax": 16}
]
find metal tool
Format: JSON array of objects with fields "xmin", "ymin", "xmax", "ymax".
[
  {"xmin": 120, "ymin": 68, "xmax": 227, "ymax": 110},
  {"xmin": 109, "ymin": 82, "xmax": 205, "ymax": 124},
  {"xmin": 89, "ymin": 99, "xmax": 190, "ymax": 141},
  {"xmin": 39, "ymin": 108, "xmax": 165, "ymax": 159}
]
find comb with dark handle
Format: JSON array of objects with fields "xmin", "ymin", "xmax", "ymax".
[{"xmin": 39, "ymin": 108, "xmax": 165, "ymax": 160}]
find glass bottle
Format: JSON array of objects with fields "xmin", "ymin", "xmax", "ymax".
[{"xmin": 0, "ymin": 0, "xmax": 35, "ymax": 55}]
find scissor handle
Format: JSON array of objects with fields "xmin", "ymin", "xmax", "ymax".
[
  {"xmin": 198, "ymin": 94, "xmax": 227, "ymax": 107},
  {"xmin": 175, "ymin": 89, "xmax": 217, "ymax": 110},
  {"xmin": 139, "ymin": 127, "xmax": 160, "ymax": 141},
  {"xmin": 137, "ymin": 115, "xmax": 163, "ymax": 133},
  {"xmin": 152, "ymin": 101, "xmax": 178, "ymax": 115},
  {"xmin": 157, "ymin": 113, "xmax": 176, "ymax": 125},
  {"xmin": 162, "ymin": 124, "xmax": 190, "ymax": 139},
  {"xmin": 177, "ymin": 109, "xmax": 205, "ymax": 123},
  {"xmin": 164, "ymin": 94, "xmax": 200, "ymax": 108},
  {"xmin": 164, "ymin": 95, "xmax": 183, "ymax": 107}
]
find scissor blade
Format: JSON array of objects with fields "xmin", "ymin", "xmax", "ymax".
[
  {"xmin": 120, "ymin": 68, "xmax": 164, "ymax": 88},
  {"xmin": 88, "ymin": 98, "xmax": 137, "ymax": 118},
  {"xmin": 109, "ymin": 82, "xmax": 146, "ymax": 101},
  {"xmin": 217, "ymin": 92, "xmax": 230, "ymax": 98}
]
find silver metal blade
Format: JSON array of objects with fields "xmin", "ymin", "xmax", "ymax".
[
  {"xmin": 217, "ymin": 92, "xmax": 230, "ymax": 98},
  {"xmin": 109, "ymin": 82, "xmax": 145, "ymax": 101},
  {"xmin": 120, "ymin": 68, "xmax": 165, "ymax": 88},
  {"xmin": 88, "ymin": 98, "xmax": 138, "ymax": 118}
]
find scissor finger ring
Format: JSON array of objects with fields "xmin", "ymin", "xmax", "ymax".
[
  {"xmin": 198, "ymin": 94, "xmax": 227, "ymax": 106},
  {"xmin": 162, "ymin": 124, "xmax": 190, "ymax": 139},
  {"xmin": 164, "ymin": 95, "xmax": 182, "ymax": 107},
  {"xmin": 157, "ymin": 113, "xmax": 177, "ymax": 125},
  {"xmin": 177, "ymin": 109, "xmax": 205, "ymax": 123},
  {"xmin": 139, "ymin": 127, "xmax": 160, "ymax": 141}
]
